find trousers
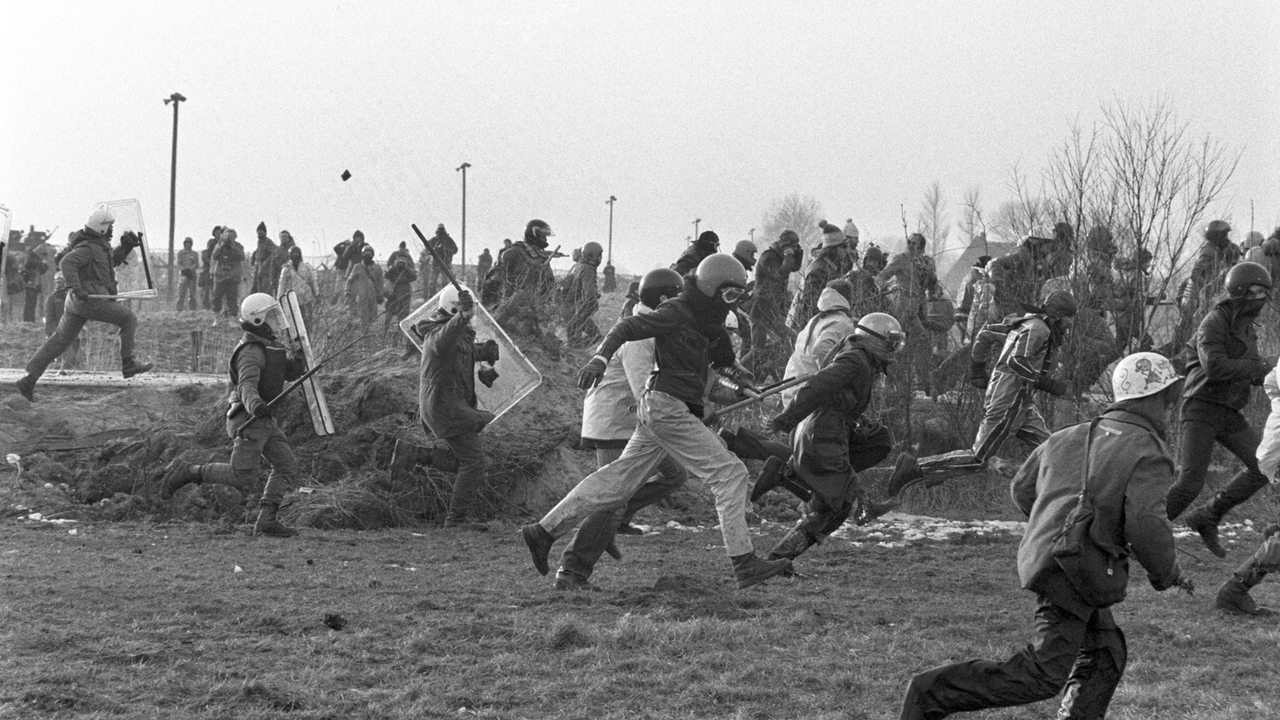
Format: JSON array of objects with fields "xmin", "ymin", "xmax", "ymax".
[
  {"xmin": 901, "ymin": 597, "xmax": 1127, "ymax": 720},
  {"xmin": 26, "ymin": 299, "xmax": 137, "ymax": 381},
  {"xmin": 1165, "ymin": 398, "xmax": 1267, "ymax": 520},
  {"xmin": 918, "ymin": 370, "xmax": 1048, "ymax": 477},
  {"xmin": 539, "ymin": 389, "xmax": 754, "ymax": 557},
  {"xmin": 442, "ymin": 430, "xmax": 488, "ymax": 519},
  {"xmin": 202, "ymin": 415, "xmax": 300, "ymax": 506}
]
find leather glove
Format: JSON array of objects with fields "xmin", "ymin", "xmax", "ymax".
[
  {"xmin": 968, "ymin": 361, "xmax": 988, "ymax": 390},
  {"xmin": 120, "ymin": 230, "xmax": 143, "ymax": 249},
  {"xmin": 1034, "ymin": 375, "xmax": 1069, "ymax": 397},
  {"xmin": 577, "ymin": 355, "xmax": 608, "ymax": 390},
  {"xmin": 476, "ymin": 339, "xmax": 500, "ymax": 364},
  {"xmin": 766, "ymin": 413, "xmax": 795, "ymax": 435},
  {"xmin": 71, "ymin": 288, "xmax": 90, "ymax": 303},
  {"xmin": 457, "ymin": 289, "xmax": 475, "ymax": 314},
  {"xmin": 251, "ymin": 402, "xmax": 272, "ymax": 418},
  {"xmin": 478, "ymin": 365, "xmax": 499, "ymax": 388}
]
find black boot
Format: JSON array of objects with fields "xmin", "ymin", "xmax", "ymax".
[
  {"xmin": 254, "ymin": 502, "xmax": 298, "ymax": 538},
  {"xmin": 1216, "ymin": 554, "xmax": 1274, "ymax": 616},
  {"xmin": 14, "ymin": 375, "xmax": 35, "ymax": 402},
  {"xmin": 767, "ymin": 527, "xmax": 818, "ymax": 561},
  {"xmin": 121, "ymin": 357, "xmax": 153, "ymax": 379},
  {"xmin": 1185, "ymin": 504, "xmax": 1227, "ymax": 558},
  {"xmin": 160, "ymin": 461, "xmax": 202, "ymax": 499},
  {"xmin": 521, "ymin": 523, "xmax": 554, "ymax": 575},
  {"xmin": 730, "ymin": 552, "xmax": 792, "ymax": 589},
  {"xmin": 884, "ymin": 453, "xmax": 925, "ymax": 497},
  {"xmin": 750, "ymin": 456, "xmax": 786, "ymax": 502}
]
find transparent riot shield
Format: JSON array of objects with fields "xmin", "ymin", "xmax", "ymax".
[
  {"xmin": 400, "ymin": 283, "xmax": 542, "ymax": 425},
  {"xmin": 98, "ymin": 198, "xmax": 157, "ymax": 299},
  {"xmin": 0, "ymin": 204, "xmax": 10, "ymax": 317},
  {"xmin": 279, "ymin": 290, "xmax": 336, "ymax": 436}
]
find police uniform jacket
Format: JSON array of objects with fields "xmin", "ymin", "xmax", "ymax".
[{"xmin": 417, "ymin": 310, "xmax": 489, "ymax": 439}]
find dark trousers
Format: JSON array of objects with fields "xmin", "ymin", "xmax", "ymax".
[
  {"xmin": 26, "ymin": 301, "xmax": 137, "ymax": 381},
  {"xmin": 442, "ymin": 430, "xmax": 488, "ymax": 520},
  {"xmin": 23, "ymin": 287, "xmax": 40, "ymax": 322},
  {"xmin": 176, "ymin": 277, "xmax": 198, "ymax": 310},
  {"xmin": 211, "ymin": 279, "xmax": 239, "ymax": 317},
  {"xmin": 1165, "ymin": 398, "xmax": 1267, "ymax": 520},
  {"xmin": 901, "ymin": 598, "xmax": 1126, "ymax": 720}
]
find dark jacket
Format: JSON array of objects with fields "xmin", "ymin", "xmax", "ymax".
[
  {"xmin": 60, "ymin": 229, "xmax": 137, "ymax": 311},
  {"xmin": 251, "ymin": 238, "xmax": 283, "ymax": 295},
  {"xmin": 672, "ymin": 244, "xmax": 714, "ymax": 277},
  {"xmin": 1012, "ymin": 405, "xmax": 1181, "ymax": 619},
  {"xmin": 989, "ymin": 246, "xmax": 1037, "ymax": 316},
  {"xmin": 228, "ymin": 332, "xmax": 305, "ymax": 417},
  {"xmin": 418, "ymin": 310, "xmax": 489, "ymax": 438},
  {"xmin": 594, "ymin": 279, "xmax": 734, "ymax": 408},
  {"xmin": 212, "ymin": 237, "xmax": 246, "ymax": 282},
  {"xmin": 752, "ymin": 241, "xmax": 802, "ymax": 311},
  {"xmin": 1181, "ymin": 298, "xmax": 1269, "ymax": 410},
  {"xmin": 774, "ymin": 334, "xmax": 887, "ymax": 429},
  {"xmin": 483, "ymin": 241, "xmax": 554, "ymax": 306},
  {"xmin": 793, "ymin": 244, "xmax": 855, "ymax": 328}
]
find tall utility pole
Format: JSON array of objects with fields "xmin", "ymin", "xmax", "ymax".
[
  {"xmin": 749, "ymin": 228, "xmax": 755, "ymax": 243},
  {"xmin": 606, "ymin": 195, "xmax": 617, "ymax": 264},
  {"xmin": 693, "ymin": 217, "xmax": 701, "ymax": 243},
  {"xmin": 456, "ymin": 162, "xmax": 471, "ymax": 284},
  {"xmin": 164, "ymin": 92, "xmax": 186, "ymax": 301}
]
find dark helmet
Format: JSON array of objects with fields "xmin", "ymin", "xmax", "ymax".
[
  {"xmin": 639, "ymin": 267, "xmax": 682, "ymax": 309},
  {"xmin": 1264, "ymin": 237, "xmax": 1280, "ymax": 257},
  {"xmin": 1042, "ymin": 290, "xmax": 1078, "ymax": 319},
  {"xmin": 581, "ymin": 241, "xmax": 603, "ymax": 264},
  {"xmin": 695, "ymin": 230, "xmax": 720, "ymax": 254},
  {"xmin": 524, "ymin": 219, "xmax": 554, "ymax": 248},
  {"xmin": 732, "ymin": 240, "xmax": 758, "ymax": 269},
  {"xmin": 694, "ymin": 252, "xmax": 748, "ymax": 298},
  {"xmin": 1225, "ymin": 261, "xmax": 1271, "ymax": 298}
]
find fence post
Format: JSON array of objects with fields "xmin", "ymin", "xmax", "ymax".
[{"xmin": 191, "ymin": 329, "xmax": 203, "ymax": 372}]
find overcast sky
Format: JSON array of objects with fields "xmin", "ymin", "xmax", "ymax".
[{"xmin": 3, "ymin": 1, "xmax": 1277, "ymax": 277}]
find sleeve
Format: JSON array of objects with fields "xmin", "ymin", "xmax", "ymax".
[
  {"xmin": 1124, "ymin": 453, "xmax": 1181, "ymax": 590},
  {"xmin": 111, "ymin": 244, "xmax": 135, "ymax": 267},
  {"xmin": 774, "ymin": 350, "xmax": 863, "ymax": 426},
  {"xmin": 876, "ymin": 254, "xmax": 903, "ymax": 286},
  {"xmin": 1197, "ymin": 312, "xmax": 1266, "ymax": 382},
  {"xmin": 594, "ymin": 304, "xmax": 686, "ymax": 361},
  {"xmin": 235, "ymin": 345, "xmax": 268, "ymax": 414},
  {"xmin": 781, "ymin": 246, "xmax": 803, "ymax": 273},
  {"xmin": 278, "ymin": 267, "xmax": 293, "ymax": 295},
  {"xmin": 59, "ymin": 247, "xmax": 88, "ymax": 293},
  {"xmin": 1009, "ymin": 443, "xmax": 1045, "ymax": 517},
  {"xmin": 706, "ymin": 327, "xmax": 736, "ymax": 369},
  {"xmin": 1005, "ymin": 323, "xmax": 1049, "ymax": 381},
  {"xmin": 431, "ymin": 311, "xmax": 472, "ymax": 352}
]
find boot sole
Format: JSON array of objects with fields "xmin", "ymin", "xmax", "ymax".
[
  {"xmin": 736, "ymin": 559, "xmax": 793, "ymax": 589},
  {"xmin": 521, "ymin": 524, "xmax": 552, "ymax": 575}
]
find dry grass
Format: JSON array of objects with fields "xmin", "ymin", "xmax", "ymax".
[{"xmin": 2, "ymin": 517, "xmax": 1278, "ymax": 719}]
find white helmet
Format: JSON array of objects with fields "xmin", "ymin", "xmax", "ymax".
[
  {"xmin": 239, "ymin": 292, "xmax": 280, "ymax": 327},
  {"xmin": 437, "ymin": 284, "xmax": 463, "ymax": 315},
  {"xmin": 86, "ymin": 204, "xmax": 115, "ymax": 234},
  {"xmin": 1112, "ymin": 352, "xmax": 1181, "ymax": 402},
  {"xmin": 854, "ymin": 312, "xmax": 905, "ymax": 353}
]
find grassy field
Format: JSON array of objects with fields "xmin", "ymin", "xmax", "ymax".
[{"xmin": 3, "ymin": 515, "xmax": 1279, "ymax": 720}]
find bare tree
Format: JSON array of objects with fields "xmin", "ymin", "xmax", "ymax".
[
  {"xmin": 958, "ymin": 185, "xmax": 988, "ymax": 254},
  {"xmin": 988, "ymin": 166, "xmax": 1051, "ymax": 246},
  {"xmin": 760, "ymin": 193, "xmax": 826, "ymax": 250},
  {"xmin": 916, "ymin": 180, "xmax": 948, "ymax": 248}
]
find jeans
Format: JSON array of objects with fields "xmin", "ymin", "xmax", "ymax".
[
  {"xmin": 539, "ymin": 389, "xmax": 754, "ymax": 557},
  {"xmin": 25, "ymin": 300, "xmax": 137, "ymax": 381}
]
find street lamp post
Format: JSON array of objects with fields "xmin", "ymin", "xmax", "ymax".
[
  {"xmin": 163, "ymin": 92, "xmax": 186, "ymax": 302},
  {"xmin": 606, "ymin": 195, "xmax": 617, "ymax": 265},
  {"xmin": 456, "ymin": 162, "xmax": 470, "ymax": 285},
  {"xmin": 749, "ymin": 227, "xmax": 755, "ymax": 243},
  {"xmin": 693, "ymin": 217, "xmax": 701, "ymax": 243}
]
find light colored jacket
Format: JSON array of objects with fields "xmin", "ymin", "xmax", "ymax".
[
  {"xmin": 1256, "ymin": 365, "xmax": 1280, "ymax": 479},
  {"xmin": 782, "ymin": 286, "xmax": 857, "ymax": 404},
  {"xmin": 278, "ymin": 262, "xmax": 317, "ymax": 306},
  {"xmin": 581, "ymin": 304, "xmax": 656, "ymax": 442}
]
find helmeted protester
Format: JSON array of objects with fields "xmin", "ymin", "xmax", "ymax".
[
  {"xmin": 161, "ymin": 293, "xmax": 307, "ymax": 537},
  {"xmin": 759, "ymin": 312, "xmax": 901, "ymax": 560},
  {"xmin": 522, "ymin": 253, "xmax": 792, "ymax": 589},
  {"xmin": 1164, "ymin": 261, "xmax": 1274, "ymax": 558},
  {"xmin": 884, "ymin": 290, "xmax": 1078, "ymax": 495},
  {"xmin": 1216, "ymin": 358, "xmax": 1280, "ymax": 616},
  {"xmin": 554, "ymin": 268, "xmax": 689, "ymax": 590},
  {"xmin": 791, "ymin": 223, "xmax": 855, "ymax": 331},
  {"xmin": 732, "ymin": 240, "xmax": 758, "ymax": 272},
  {"xmin": 15, "ymin": 205, "xmax": 152, "ymax": 401},
  {"xmin": 346, "ymin": 244, "xmax": 383, "ymax": 325},
  {"xmin": 672, "ymin": 230, "xmax": 721, "ymax": 277},
  {"xmin": 278, "ymin": 245, "xmax": 318, "ymax": 328},
  {"xmin": 409, "ymin": 284, "xmax": 497, "ymax": 529},
  {"xmin": 561, "ymin": 241, "xmax": 603, "ymax": 348},
  {"xmin": 251, "ymin": 222, "xmax": 283, "ymax": 296},
  {"xmin": 483, "ymin": 219, "xmax": 559, "ymax": 354},
  {"xmin": 176, "ymin": 236, "xmax": 200, "ymax": 311},
  {"xmin": 747, "ymin": 229, "xmax": 803, "ymax": 377},
  {"xmin": 899, "ymin": 352, "xmax": 1190, "ymax": 720},
  {"xmin": 210, "ymin": 227, "xmax": 246, "ymax": 325}
]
